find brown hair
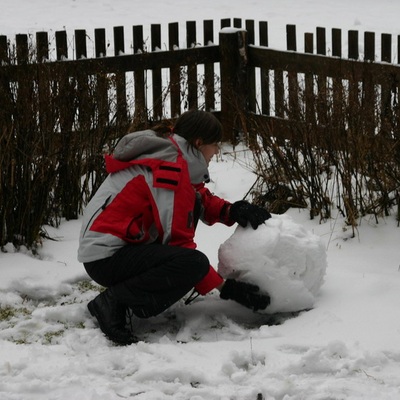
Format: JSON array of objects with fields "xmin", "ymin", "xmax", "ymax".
[
  {"xmin": 152, "ymin": 110, "xmax": 222, "ymax": 146},
  {"xmin": 173, "ymin": 109, "xmax": 222, "ymax": 145}
]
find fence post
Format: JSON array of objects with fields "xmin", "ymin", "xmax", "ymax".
[{"xmin": 219, "ymin": 28, "xmax": 248, "ymax": 142}]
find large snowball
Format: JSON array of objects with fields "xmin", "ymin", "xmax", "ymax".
[{"xmin": 217, "ymin": 214, "xmax": 327, "ymax": 313}]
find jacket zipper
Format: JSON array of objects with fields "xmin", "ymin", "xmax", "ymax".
[{"xmin": 82, "ymin": 194, "xmax": 112, "ymax": 238}]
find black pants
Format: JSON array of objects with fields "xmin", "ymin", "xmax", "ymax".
[{"xmin": 84, "ymin": 244, "xmax": 210, "ymax": 318}]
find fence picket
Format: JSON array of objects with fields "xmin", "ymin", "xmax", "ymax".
[
  {"xmin": 287, "ymin": 25, "xmax": 296, "ymax": 51},
  {"xmin": 233, "ymin": 18, "xmax": 241, "ymax": 28},
  {"xmin": 16, "ymin": 34, "xmax": 28, "ymax": 63},
  {"xmin": 331, "ymin": 29, "xmax": 344, "ymax": 130},
  {"xmin": 394, "ymin": 35, "xmax": 400, "ymax": 141},
  {"xmin": 169, "ymin": 22, "xmax": 180, "ymax": 118},
  {"xmin": 304, "ymin": 32, "xmax": 314, "ymax": 124},
  {"xmin": 203, "ymin": 19, "xmax": 215, "ymax": 111},
  {"xmin": 113, "ymin": 26, "xmax": 128, "ymax": 127},
  {"xmin": 259, "ymin": 21, "xmax": 270, "ymax": 115},
  {"xmin": 274, "ymin": 68, "xmax": 284, "ymax": 118},
  {"xmin": 133, "ymin": 25, "xmax": 146, "ymax": 125},
  {"xmin": 316, "ymin": 27, "xmax": 327, "ymax": 125},
  {"xmin": 381, "ymin": 33, "xmax": 393, "ymax": 136},
  {"xmin": 221, "ymin": 18, "xmax": 231, "ymax": 29},
  {"xmin": 0, "ymin": 35, "xmax": 7, "ymax": 63},
  {"xmin": 364, "ymin": 31, "xmax": 375, "ymax": 61},
  {"xmin": 95, "ymin": 28, "xmax": 109, "ymax": 129},
  {"xmin": 381, "ymin": 33, "xmax": 392, "ymax": 62},
  {"xmin": 75, "ymin": 29, "xmax": 87, "ymax": 59},
  {"xmin": 397, "ymin": 36, "xmax": 400, "ymax": 129},
  {"xmin": 363, "ymin": 32, "xmax": 375, "ymax": 135},
  {"xmin": 56, "ymin": 28, "xmax": 79, "ymax": 219},
  {"xmin": 186, "ymin": 20, "xmax": 198, "ymax": 110},
  {"xmin": 55, "ymin": 31, "xmax": 68, "ymax": 60},
  {"xmin": 36, "ymin": 31, "xmax": 49, "ymax": 62},
  {"xmin": 74, "ymin": 29, "xmax": 91, "ymax": 136},
  {"xmin": 246, "ymin": 19, "xmax": 256, "ymax": 113},
  {"xmin": 332, "ymin": 28, "xmax": 341, "ymax": 57},
  {"xmin": 304, "ymin": 33, "xmax": 313, "ymax": 54},
  {"xmin": 348, "ymin": 30, "xmax": 358, "ymax": 60},
  {"xmin": 151, "ymin": 24, "xmax": 163, "ymax": 120},
  {"xmin": 316, "ymin": 27, "xmax": 326, "ymax": 56},
  {"xmin": 0, "ymin": 34, "xmax": 12, "ymax": 247},
  {"xmin": 286, "ymin": 25, "xmax": 299, "ymax": 118},
  {"xmin": 347, "ymin": 31, "xmax": 361, "ymax": 138},
  {"xmin": 95, "ymin": 28, "xmax": 106, "ymax": 57},
  {"xmin": 398, "ymin": 35, "xmax": 400, "ymax": 64},
  {"xmin": 113, "ymin": 26, "xmax": 124, "ymax": 55},
  {"xmin": 36, "ymin": 31, "xmax": 53, "ymax": 138}
]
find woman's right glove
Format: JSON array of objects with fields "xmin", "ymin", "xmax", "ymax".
[
  {"xmin": 220, "ymin": 279, "xmax": 270, "ymax": 312},
  {"xmin": 229, "ymin": 200, "xmax": 271, "ymax": 229}
]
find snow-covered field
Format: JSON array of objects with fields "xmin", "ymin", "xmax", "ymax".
[
  {"xmin": 1, "ymin": 143, "xmax": 400, "ymax": 399},
  {"xmin": 1, "ymin": 1, "xmax": 400, "ymax": 399}
]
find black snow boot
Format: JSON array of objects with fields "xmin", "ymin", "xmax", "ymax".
[{"xmin": 87, "ymin": 289, "xmax": 137, "ymax": 345}]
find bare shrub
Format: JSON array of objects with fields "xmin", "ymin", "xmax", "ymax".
[
  {"xmin": 0, "ymin": 40, "xmax": 126, "ymax": 250},
  {"xmin": 244, "ymin": 72, "xmax": 400, "ymax": 235}
]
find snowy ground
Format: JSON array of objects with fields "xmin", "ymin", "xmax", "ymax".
[
  {"xmin": 2, "ymin": 1, "xmax": 400, "ymax": 399},
  {"xmin": 1, "ymin": 143, "xmax": 400, "ymax": 400}
]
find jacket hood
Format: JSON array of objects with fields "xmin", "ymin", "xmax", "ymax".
[{"xmin": 113, "ymin": 130, "xmax": 210, "ymax": 184}]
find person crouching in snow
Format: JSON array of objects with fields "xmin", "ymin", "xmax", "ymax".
[{"xmin": 78, "ymin": 109, "xmax": 271, "ymax": 345}]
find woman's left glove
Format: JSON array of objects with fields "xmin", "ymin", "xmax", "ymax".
[
  {"xmin": 220, "ymin": 279, "xmax": 270, "ymax": 311},
  {"xmin": 229, "ymin": 200, "xmax": 271, "ymax": 229}
]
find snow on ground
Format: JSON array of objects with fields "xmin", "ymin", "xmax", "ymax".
[
  {"xmin": 1, "ymin": 144, "xmax": 400, "ymax": 400},
  {"xmin": 1, "ymin": 1, "xmax": 400, "ymax": 399}
]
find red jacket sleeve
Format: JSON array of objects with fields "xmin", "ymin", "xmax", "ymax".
[
  {"xmin": 195, "ymin": 184, "xmax": 235, "ymax": 226},
  {"xmin": 195, "ymin": 265, "xmax": 224, "ymax": 294}
]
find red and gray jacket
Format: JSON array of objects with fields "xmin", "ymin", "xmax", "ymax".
[{"xmin": 78, "ymin": 130, "xmax": 234, "ymax": 294}]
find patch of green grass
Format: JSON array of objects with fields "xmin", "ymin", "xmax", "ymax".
[
  {"xmin": 76, "ymin": 280, "xmax": 103, "ymax": 293},
  {"xmin": 13, "ymin": 338, "xmax": 29, "ymax": 345},
  {"xmin": 0, "ymin": 307, "xmax": 15, "ymax": 321},
  {"xmin": 0, "ymin": 306, "xmax": 31, "ymax": 321},
  {"xmin": 75, "ymin": 321, "xmax": 85, "ymax": 329},
  {"xmin": 44, "ymin": 329, "xmax": 65, "ymax": 344}
]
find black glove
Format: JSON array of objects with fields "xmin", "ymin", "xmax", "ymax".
[
  {"xmin": 229, "ymin": 200, "xmax": 271, "ymax": 229},
  {"xmin": 220, "ymin": 279, "xmax": 270, "ymax": 311}
]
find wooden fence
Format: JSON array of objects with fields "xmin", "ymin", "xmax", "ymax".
[
  {"xmin": 2, "ymin": 19, "xmax": 400, "ymax": 139},
  {"xmin": 1, "ymin": 18, "xmax": 400, "ymax": 247}
]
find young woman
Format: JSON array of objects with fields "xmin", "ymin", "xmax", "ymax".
[{"xmin": 78, "ymin": 110, "xmax": 271, "ymax": 345}]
